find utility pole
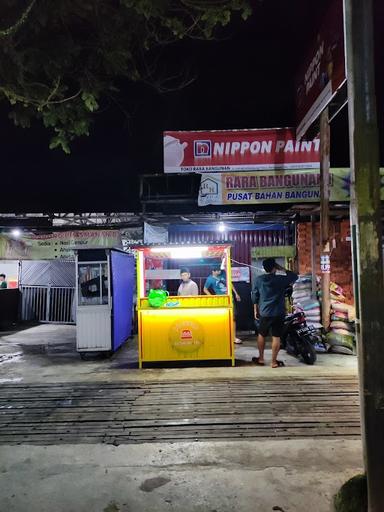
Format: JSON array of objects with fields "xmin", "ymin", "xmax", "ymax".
[
  {"xmin": 344, "ymin": 0, "xmax": 384, "ymax": 510},
  {"xmin": 319, "ymin": 108, "xmax": 331, "ymax": 329},
  {"xmin": 310, "ymin": 215, "xmax": 317, "ymax": 299}
]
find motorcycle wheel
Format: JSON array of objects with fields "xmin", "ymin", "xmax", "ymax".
[
  {"xmin": 284, "ymin": 333, "xmax": 297, "ymax": 356},
  {"xmin": 300, "ymin": 337, "xmax": 317, "ymax": 365}
]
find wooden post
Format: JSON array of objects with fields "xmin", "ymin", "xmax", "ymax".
[
  {"xmin": 310, "ymin": 215, "xmax": 317, "ymax": 298},
  {"xmin": 344, "ymin": 0, "xmax": 384, "ymax": 510},
  {"xmin": 319, "ymin": 108, "xmax": 331, "ymax": 329}
]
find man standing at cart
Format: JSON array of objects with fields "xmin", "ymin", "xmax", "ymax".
[
  {"xmin": 0, "ymin": 274, "xmax": 7, "ymax": 289},
  {"xmin": 204, "ymin": 265, "xmax": 242, "ymax": 344},
  {"xmin": 253, "ymin": 258, "xmax": 298, "ymax": 368},
  {"xmin": 203, "ymin": 266, "xmax": 228, "ymax": 296},
  {"xmin": 178, "ymin": 268, "xmax": 199, "ymax": 296}
]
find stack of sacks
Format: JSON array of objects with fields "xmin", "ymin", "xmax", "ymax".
[
  {"xmin": 292, "ymin": 274, "xmax": 312, "ymax": 306},
  {"xmin": 297, "ymin": 298, "xmax": 322, "ymax": 329},
  {"xmin": 327, "ymin": 292, "xmax": 356, "ymax": 355},
  {"xmin": 292, "ymin": 275, "xmax": 322, "ymax": 329}
]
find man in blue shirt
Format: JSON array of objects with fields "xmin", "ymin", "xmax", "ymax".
[
  {"xmin": 204, "ymin": 265, "xmax": 242, "ymax": 344},
  {"xmin": 203, "ymin": 266, "xmax": 227, "ymax": 295},
  {"xmin": 0, "ymin": 274, "xmax": 7, "ymax": 289},
  {"xmin": 253, "ymin": 258, "xmax": 298, "ymax": 368}
]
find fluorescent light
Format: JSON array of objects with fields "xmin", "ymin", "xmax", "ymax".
[
  {"xmin": 150, "ymin": 247, "xmax": 169, "ymax": 253},
  {"xmin": 170, "ymin": 247, "xmax": 206, "ymax": 258},
  {"xmin": 218, "ymin": 222, "xmax": 226, "ymax": 232},
  {"xmin": 11, "ymin": 229, "xmax": 21, "ymax": 238},
  {"xmin": 150, "ymin": 246, "xmax": 208, "ymax": 258}
]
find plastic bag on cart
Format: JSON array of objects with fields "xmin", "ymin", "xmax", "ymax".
[{"xmin": 148, "ymin": 289, "xmax": 169, "ymax": 308}]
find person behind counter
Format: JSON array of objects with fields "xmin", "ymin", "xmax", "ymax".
[
  {"xmin": 203, "ymin": 265, "xmax": 227, "ymax": 295},
  {"xmin": 203, "ymin": 265, "xmax": 242, "ymax": 344},
  {"xmin": 253, "ymin": 258, "xmax": 298, "ymax": 368},
  {"xmin": 0, "ymin": 274, "xmax": 7, "ymax": 289},
  {"xmin": 177, "ymin": 268, "xmax": 199, "ymax": 296}
]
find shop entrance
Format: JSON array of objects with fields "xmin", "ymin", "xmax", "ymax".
[{"xmin": 19, "ymin": 260, "xmax": 76, "ymax": 324}]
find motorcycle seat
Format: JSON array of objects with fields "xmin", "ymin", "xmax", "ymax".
[{"xmin": 285, "ymin": 312, "xmax": 304, "ymax": 321}]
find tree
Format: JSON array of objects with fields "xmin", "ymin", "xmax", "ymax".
[{"xmin": 0, "ymin": 0, "xmax": 251, "ymax": 152}]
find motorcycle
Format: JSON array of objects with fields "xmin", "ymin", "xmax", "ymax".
[{"xmin": 280, "ymin": 311, "xmax": 319, "ymax": 365}]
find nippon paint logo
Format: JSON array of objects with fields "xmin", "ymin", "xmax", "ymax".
[{"xmin": 194, "ymin": 140, "xmax": 211, "ymax": 158}]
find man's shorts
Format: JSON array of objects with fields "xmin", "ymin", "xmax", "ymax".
[{"xmin": 258, "ymin": 316, "xmax": 284, "ymax": 337}]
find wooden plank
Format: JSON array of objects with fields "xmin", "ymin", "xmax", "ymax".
[{"xmin": 0, "ymin": 377, "xmax": 361, "ymax": 445}]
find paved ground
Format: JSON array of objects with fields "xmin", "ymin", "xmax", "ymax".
[
  {"xmin": 0, "ymin": 324, "xmax": 361, "ymax": 512},
  {"xmin": 0, "ymin": 440, "xmax": 363, "ymax": 512},
  {"xmin": 0, "ymin": 324, "xmax": 358, "ymax": 383}
]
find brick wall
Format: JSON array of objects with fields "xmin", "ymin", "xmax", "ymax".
[{"xmin": 297, "ymin": 220, "xmax": 354, "ymax": 304}]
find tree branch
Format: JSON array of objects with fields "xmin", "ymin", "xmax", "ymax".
[
  {"xmin": 49, "ymin": 89, "xmax": 82, "ymax": 105},
  {"xmin": 41, "ymin": 76, "xmax": 61, "ymax": 107},
  {"xmin": 0, "ymin": 0, "xmax": 38, "ymax": 39}
]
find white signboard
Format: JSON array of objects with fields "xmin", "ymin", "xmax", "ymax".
[{"xmin": 232, "ymin": 266, "xmax": 250, "ymax": 283}]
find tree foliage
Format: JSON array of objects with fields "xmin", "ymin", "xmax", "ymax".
[{"xmin": 0, "ymin": 0, "xmax": 251, "ymax": 152}]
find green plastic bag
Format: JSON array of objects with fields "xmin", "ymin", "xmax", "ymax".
[{"xmin": 148, "ymin": 289, "xmax": 169, "ymax": 308}]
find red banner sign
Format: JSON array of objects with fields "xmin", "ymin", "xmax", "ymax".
[
  {"xmin": 164, "ymin": 128, "xmax": 320, "ymax": 173},
  {"xmin": 295, "ymin": 0, "xmax": 346, "ymax": 138}
]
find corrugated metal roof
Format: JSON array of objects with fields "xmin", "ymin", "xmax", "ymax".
[{"xmin": 169, "ymin": 228, "xmax": 291, "ymax": 267}]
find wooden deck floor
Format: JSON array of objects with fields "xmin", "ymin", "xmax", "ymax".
[{"xmin": 0, "ymin": 377, "xmax": 360, "ymax": 445}]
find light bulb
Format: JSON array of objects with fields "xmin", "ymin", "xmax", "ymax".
[{"xmin": 11, "ymin": 229, "xmax": 21, "ymax": 238}]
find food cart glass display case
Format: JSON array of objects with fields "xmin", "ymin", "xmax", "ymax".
[
  {"xmin": 136, "ymin": 244, "xmax": 234, "ymax": 367},
  {"xmin": 76, "ymin": 249, "xmax": 135, "ymax": 355}
]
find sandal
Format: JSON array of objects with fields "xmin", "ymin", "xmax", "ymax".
[
  {"xmin": 252, "ymin": 356, "xmax": 265, "ymax": 366},
  {"xmin": 271, "ymin": 360, "xmax": 285, "ymax": 368}
]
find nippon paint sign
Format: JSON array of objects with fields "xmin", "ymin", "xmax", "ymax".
[{"xmin": 164, "ymin": 128, "xmax": 320, "ymax": 173}]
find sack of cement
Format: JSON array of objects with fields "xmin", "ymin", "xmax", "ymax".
[
  {"xmin": 331, "ymin": 312, "xmax": 349, "ymax": 321},
  {"xmin": 292, "ymin": 290, "xmax": 311, "ymax": 300},
  {"xmin": 297, "ymin": 299, "xmax": 321, "ymax": 311},
  {"xmin": 306, "ymin": 316, "xmax": 321, "ymax": 324},
  {"xmin": 330, "ymin": 320, "xmax": 355, "ymax": 333},
  {"xmin": 332, "ymin": 302, "xmax": 356, "ymax": 321},
  {"xmin": 328, "ymin": 344, "xmax": 354, "ymax": 355},
  {"xmin": 326, "ymin": 332, "xmax": 355, "ymax": 351}
]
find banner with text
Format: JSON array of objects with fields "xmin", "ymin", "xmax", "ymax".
[
  {"xmin": 198, "ymin": 169, "xmax": 384, "ymax": 206},
  {"xmin": 295, "ymin": 0, "xmax": 346, "ymax": 138},
  {"xmin": 164, "ymin": 128, "xmax": 320, "ymax": 173},
  {"xmin": 232, "ymin": 266, "xmax": 250, "ymax": 283},
  {"xmin": 0, "ymin": 230, "xmax": 122, "ymax": 260}
]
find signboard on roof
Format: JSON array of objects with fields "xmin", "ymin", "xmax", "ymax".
[
  {"xmin": 0, "ymin": 230, "xmax": 122, "ymax": 260},
  {"xmin": 198, "ymin": 168, "xmax": 384, "ymax": 206},
  {"xmin": 164, "ymin": 128, "xmax": 320, "ymax": 173},
  {"xmin": 295, "ymin": 0, "xmax": 346, "ymax": 139}
]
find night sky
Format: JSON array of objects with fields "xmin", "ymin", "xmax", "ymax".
[{"xmin": 0, "ymin": 0, "xmax": 382, "ymax": 214}]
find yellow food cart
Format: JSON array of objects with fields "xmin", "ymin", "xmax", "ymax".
[{"xmin": 136, "ymin": 244, "xmax": 234, "ymax": 367}]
